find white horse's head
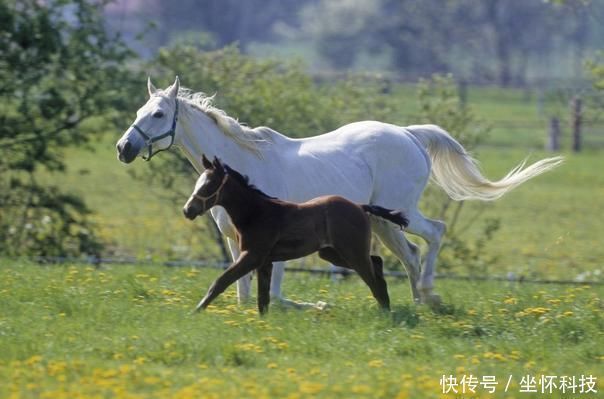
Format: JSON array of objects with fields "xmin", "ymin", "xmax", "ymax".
[{"xmin": 116, "ymin": 76, "xmax": 180, "ymax": 163}]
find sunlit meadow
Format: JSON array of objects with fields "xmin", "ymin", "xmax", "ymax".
[
  {"xmin": 0, "ymin": 261, "xmax": 601, "ymax": 398},
  {"xmin": 5, "ymin": 81, "xmax": 603, "ymax": 398}
]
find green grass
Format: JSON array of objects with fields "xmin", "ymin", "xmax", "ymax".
[
  {"xmin": 444, "ymin": 148, "xmax": 604, "ymax": 280},
  {"xmin": 20, "ymin": 83, "xmax": 603, "ymax": 399},
  {"xmin": 0, "ymin": 262, "xmax": 601, "ymax": 398}
]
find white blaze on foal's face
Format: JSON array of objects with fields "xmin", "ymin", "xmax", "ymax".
[{"xmin": 183, "ymin": 170, "xmax": 218, "ymax": 220}]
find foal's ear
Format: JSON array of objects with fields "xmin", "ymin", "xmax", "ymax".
[
  {"xmin": 201, "ymin": 154, "xmax": 212, "ymax": 170},
  {"xmin": 212, "ymin": 157, "xmax": 225, "ymax": 172},
  {"xmin": 147, "ymin": 76, "xmax": 157, "ymax": 97}
]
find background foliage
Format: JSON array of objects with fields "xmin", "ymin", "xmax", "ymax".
[
  {"xmin": 0, "ymin": 0, "xmax": 136, "ymax": 257},
  {"xmin": 108, "ymin": 0, "xmax": 604, "ymax": 85}
]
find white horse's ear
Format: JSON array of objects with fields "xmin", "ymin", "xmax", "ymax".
[
  {"xmin": 147, "ymin": 76, "xmax": 157, "ymax": 97},
  {"xmin": 167, "ymin": 76, "xmax": 180, "ymax": 98}
]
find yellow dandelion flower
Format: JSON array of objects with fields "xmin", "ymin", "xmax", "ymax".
[
  {"xmin": 299, "ymin": 382, "xmax": 325, "ymax": 394},
  {"xmin": 118, "ymin": 364, "xmax": 132, "ymax": 374},
  {"xmin": 25, "ymin": 355, "xmax": 43, "ymax": 366},
  {"xmin": 368, "ymin": 359, "xmax": 384, "ymax": 368},
  {"xmin": 144, "ymin": 376, "xmax": 160, "ymax": 385},
  {"xmin": 395, "ymin": 390, "xmax": 409, "ymax": 399},
  {"xmin": 267, "ymin": 363, "xmax": 278, "ymax": 369},
  {"xmin": 351, "ymin": 384, "xmax": 371, "ymax": 394}
]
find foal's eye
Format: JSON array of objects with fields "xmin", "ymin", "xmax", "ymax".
[{"xmin": 152, "ymin": 111, "xmax": 164, "ymax": 118}]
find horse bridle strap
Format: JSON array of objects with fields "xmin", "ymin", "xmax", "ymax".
[
  {"xmin": 194, "ymin": 174, "xmax": 229, "ymax": 209},
  {"xmin": 130, "ymin": 98, "xmax": 179, "ymax": 161}
]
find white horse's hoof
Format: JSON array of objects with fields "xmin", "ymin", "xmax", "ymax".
[
  {"xmin": 274, "ymin": 297, "xmax": 328, "ymax": 310},
  {"xmin": 419, "ymin": 289, "xmax": 442, "ymax": 307}
]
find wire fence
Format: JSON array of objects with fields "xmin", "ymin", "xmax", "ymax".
[{"xmin": 12, "ymin": 255, "xmax": 603, "ymax": 286}]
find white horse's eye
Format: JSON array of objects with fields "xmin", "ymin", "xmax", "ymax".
[{"xmin": 152, "ymin": 111, "xmax": 164, "ymax": 118}]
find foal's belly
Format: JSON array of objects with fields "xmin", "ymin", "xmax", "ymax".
[{"xmin": 268, "ymin": 238, "xmax": 322, "ymax": 262}]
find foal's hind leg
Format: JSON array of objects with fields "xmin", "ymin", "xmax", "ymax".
[
  {"xmin": 371, "ymin": 255, "xmax": 390, "ymax": 308},
  {"xmin": 321, "ymin": 248, "xmax": 390, "ymax": 310},
  {"xmin": 353, "ymin": 255, "xmax": 391, "ymax": 310}
]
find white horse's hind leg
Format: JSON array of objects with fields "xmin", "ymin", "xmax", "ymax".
[
  {"xmin": 270, "ymin": 261, "xmax": 284, "ymax": 297},
  {"xmin": 404, "ymin": 211, "xmax": 446, "ymax": 305},
  {"xmin": 271, "ymin": 261, "xmax": 327, "ymax": 310},
  {"xmin": 371, "ymin": 218, "xmax": 421, "ymax": 302}
]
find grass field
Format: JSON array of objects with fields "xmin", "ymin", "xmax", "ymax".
[
  {"xmin": 0, "ymin": 262, "xmax": 601, "ymax": 398},
  {"xmin": 6, "ymin": 83, "xmax": 603, "ymax": 398}
]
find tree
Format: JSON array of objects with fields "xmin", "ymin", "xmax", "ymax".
[
  {"xmin": 0, "ymin": 0, "xmax": 135, "ymax": 257},
  {"xmin": 292, "ymin": 0, "xmax": 599, "ymax": 84}
]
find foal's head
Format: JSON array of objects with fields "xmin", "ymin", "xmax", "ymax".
[{"xmin": 183, "ymin": 156, "xmax": 229, "ymax": 220}]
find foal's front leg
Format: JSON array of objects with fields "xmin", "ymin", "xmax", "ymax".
[{"xmin": 196, "ymin": 251, "xmax": 263, "ymax": 312}]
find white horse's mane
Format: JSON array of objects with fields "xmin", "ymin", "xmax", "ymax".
[{"xmin": 163, "ymin": 87, "xmax": 275, "ymax": 155}]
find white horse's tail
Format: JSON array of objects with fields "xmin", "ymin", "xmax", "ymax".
[{"xmin": 406, "ymin": 124, "xmax": 564, "ymax": 201}]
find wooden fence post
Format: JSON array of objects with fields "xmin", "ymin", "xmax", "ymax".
[
  {"xmin": 571, "ymin": 96, "xmax": 582, "ymax": 152},
  {"xmin": 546, "ymin": 116, "xmax": 561, "ymax": 152},
  {"xmin": 458, "ymin": 79, "xmax": 467, "ymax": 109}
]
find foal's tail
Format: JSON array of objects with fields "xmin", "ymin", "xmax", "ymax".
[
  {"xmin": 406, "ymin": 124, "xmax": 564, "ymax": 201},
  {"xmin": 362, "ymin": 205, "xmax": 409, "ymax": 229}
]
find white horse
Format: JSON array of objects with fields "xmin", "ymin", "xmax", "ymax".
[{"xmin": 116, "ymin": 77, "xmax": 563, "ymax": 305}]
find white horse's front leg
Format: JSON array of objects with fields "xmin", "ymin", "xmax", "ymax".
[
  {"xmin": 210, "ymin": 207, "xmax": 252, "ymax": 304},
  {"xmin": 227, "ymin": 238, "xmax": 253, "ymax": 304}
]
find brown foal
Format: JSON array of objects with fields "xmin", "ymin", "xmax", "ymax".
[{"xmin": 183, "ymin": 156, "xmax": 409, "ymax": 314}]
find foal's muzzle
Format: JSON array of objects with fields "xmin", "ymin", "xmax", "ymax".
[{"xmin": 183, "ymin": 205, "xmax": 200, "ymax": 220}]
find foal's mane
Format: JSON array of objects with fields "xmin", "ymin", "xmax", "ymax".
[
  {"xmin": 223, "ymin": 164, "xmax": 276, "ymax": 200},
  {"xmin": 160, "ymin": 87, "xmax": 276, "ymax": 156}
]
